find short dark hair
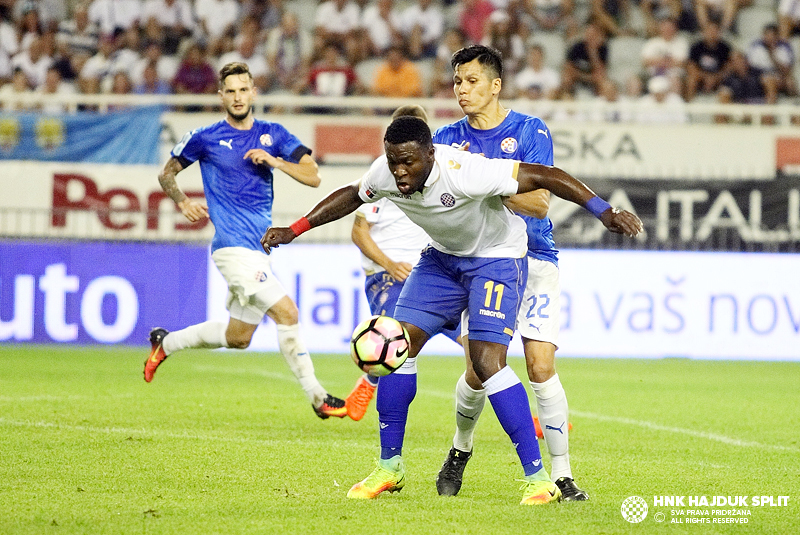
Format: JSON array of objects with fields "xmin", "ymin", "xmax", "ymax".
[
  {"xmin": 391, "ymin": 104, "xmax": 428, "ymax": 123},
  {"xmin": 384, "ymin": 116, "xmax": 432, "ymax": 147},
  {"xmin": 451, "ymin": 45, "xmax": 503, "ymax": 79},
  {"xmin": 218, "ymin": 62, "xmax": 253, "ymax": 88}
]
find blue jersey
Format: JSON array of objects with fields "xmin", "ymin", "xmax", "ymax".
[
  {"xmin": 432, "ymin": 111, "xmax": 558, "ymax": 266},
  {"xmin": 172, "ymin": 119, "xmax": 311, "ymax": 253}
]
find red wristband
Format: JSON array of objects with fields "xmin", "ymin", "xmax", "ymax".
[{"xmin": 289, "ymin": 217, "xmax": 311, "ymax": 237}]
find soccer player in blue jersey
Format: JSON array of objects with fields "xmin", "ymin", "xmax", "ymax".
[
  {"xmin": 144, "ymin": 62, "xmax": 348, "ymax": 420},
  {"xmin": 261, "ymin": 116, "xmax": 642, "ymax": 504},
  {"xmin": 432, "ymin": 45, "xmax": 589, "ymax": 500}
]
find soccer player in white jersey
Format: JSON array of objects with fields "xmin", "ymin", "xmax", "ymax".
[
  {"xmin": 433, "ymin": 45, "xmax": 589, "ymax": 500},
  {"xmin": 262, "ymin": 116, "xmax": 642, "ymax": 504},
  {"xmin": 144, "ymin": 62, "xmax": 348, "ymax": 420},
  {"xmin": 346, "ymin": 105, "xmax": 460, "ymax": 421}
]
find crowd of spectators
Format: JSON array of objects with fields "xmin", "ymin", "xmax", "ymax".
[{"xmin": 0, "ymin": 0, "xmax": 797, "ymax": 114}]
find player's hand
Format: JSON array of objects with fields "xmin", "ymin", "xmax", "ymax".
[
  {"xmin": 387, "ymin": 261, "xmax": 413, "ymax": 282},
  {"xmin": 260, "ymin": 226, "xmax": 296, "ymax": 254},
  {"xmin": 244, "ymin": 149, "xmax": 281, "ymax": 168},
  {"xmin": 177, "ymin": 198, "xmax": 209, "ymax": 222},
  {"xmin": 599, "ymin": 208, "xmax": 643, "ymax": 238}
]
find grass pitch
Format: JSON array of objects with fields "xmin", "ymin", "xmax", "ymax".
[{"xmin": 1, "ymin": 345, "xmax": 798, "ymax": 535}]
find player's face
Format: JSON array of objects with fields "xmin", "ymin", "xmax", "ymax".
[
  {"xmin": 220, "ymin": 73, "xmax": 256, "ymax": 122},
  {"xmin": 453, "ymin": 59, "xmax": 501, "ymax": 116},
  {"xmin": 384, "ymin": 141, "xmax": 435, "ymax": 195}
]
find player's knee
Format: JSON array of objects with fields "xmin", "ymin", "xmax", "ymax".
[
  {"xmin": 227, "ymin": 334, "xmax": 252, "ymax": 349},
  {"xmin": 527, "ymin": 362, "xmax": 555, "ymax": 383}
]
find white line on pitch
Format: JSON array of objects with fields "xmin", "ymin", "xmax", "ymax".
[{"xmin": 571, "ymin": 410, "xmax": 800, "ymax": 452}]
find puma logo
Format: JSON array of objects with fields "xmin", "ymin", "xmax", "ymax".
[
  {"xmin": 537, "ymin": 129, "xmax": 549, "ymax": 138},
  {"xmin": 219, "ymin": 139, "xmax": 233, "ymax": 149}
]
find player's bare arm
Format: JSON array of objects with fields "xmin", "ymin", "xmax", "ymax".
[
  {"xmin": 243, "ymin": 151, "xmax": 321, "ymax": 187},
  {"xmin": 515, "ymin": 162, "xmax": 643, "ymax": 237},
  {"xmin": 504, "ymin": 189, "xmax": 550, "ymax": 219},
  {"xmin": 261, "ymin": 183, "xmax": 364, "ymax": 253},
  {"xmin": 158, "ymin": 156, "xmax": 209, "ymax": 222},
  {"xmin": 352, "ymin": 214, "xmax": 413, "ymax": 281}
]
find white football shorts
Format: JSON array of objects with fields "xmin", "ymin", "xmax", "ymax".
[
  {"xmin": 211, "ymin": 247, "xmax": 287, "ymax": 325},
  {"xmin": 516, "ymin": 257, "xmax": 560, "ymax": 347}
]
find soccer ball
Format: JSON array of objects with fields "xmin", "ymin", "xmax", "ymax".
[{"xmin": 350, "ymin": 315, "xmax": 411, "ymax": 377}]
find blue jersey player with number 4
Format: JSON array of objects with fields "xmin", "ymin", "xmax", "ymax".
[
  {"xmin": 144, "ymin": 62, "xmax": 349, "ymax": 420},
  {"xmin": 432, "ymin": 45, "xmax": 589, "ymax": 501}
]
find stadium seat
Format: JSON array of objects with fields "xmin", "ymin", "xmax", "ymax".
[
  {"xmin": 607, "ymin": 35, "xmax": 646, "ymax": 85},
  {"xmin": 528, "ymin": 32, "xmax": 567, "ymax": 70}
]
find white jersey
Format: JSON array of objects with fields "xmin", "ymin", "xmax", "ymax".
[
  {"xmin": 357, "ymin": 144, "xmax": 527, "ymax": 258},
  {"xmin": 356, "ymin": 198, "xmax": 431, "ymax": 275}
]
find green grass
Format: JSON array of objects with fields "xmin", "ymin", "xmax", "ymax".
[{"xmin": 1, "ymin": 346, "xmax": 798, "ymax": 535}]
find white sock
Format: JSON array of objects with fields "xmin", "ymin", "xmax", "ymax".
[
  {"xmin": 162, "ymin": 321, "xmax": 229, "ymax": 355},
  {"xmin": 531, "ymin": 373, "xmax": 572, "ymax": 480},
  {"xmin": 277, "ymin": 323, "xmax": 326, "ymax": 406},
  {"xmin": 452, "ymin": 372, "xmax": 487, "ymax": 452}
]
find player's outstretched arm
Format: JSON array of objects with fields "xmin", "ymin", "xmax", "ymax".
[
  {"xmin": 504, "ymin": 189, "xmax": 550, "ymax": 219},
  {"xmin": 261, "ymin": 183, "xmax": 364, "ymax": 253},
  {"xmin": 352, "ymin": 214, "xmax": 413, "ymax": 281},
  {"xmin": 516, "ymin": 162, "xmax": 643, "ymax": 237},
  {"xmin": 158, "ymin": 156, "xmax": 209, "ymax": 222},
  {"xmin": 244, "ymin": 151, "xmax": 322, "ymax": 187}
]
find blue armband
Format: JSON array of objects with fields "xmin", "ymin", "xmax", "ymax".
[{"xmin": 586, "ymin": 196, "xmax": 612, "ymax": 218}]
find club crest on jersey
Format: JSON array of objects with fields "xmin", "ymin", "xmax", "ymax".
[
  {"xmin": 440, "ymin": 193, "xmax": 455, "ymax": 207},
  {"xmin": 255, "ymin": 271, "xmax": 268, "ymax": 282},
  {"xmin": 500, "ymin": 137, "xmax": 518, "ymax": 153},
  {"xmin": 259, "ymin": 134, "xmax": 273, "ymax": 146},
  {"xmin": 447, "ymin": 160, "xmax": 461, "ymax": 170},
  {"xmin": 365, "ymin": 188, "xmax": 376, "ymax": 199}
]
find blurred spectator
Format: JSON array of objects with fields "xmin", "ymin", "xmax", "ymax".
[
  {"xmin": 371, "ymin": 45, "xmax": 423, "ymax": 96},
  {"xmin": 51, "ymin": 31, "xmax": 80, "ymax": 81},
  {"xmin": 748, "ymin": 23, "xmax": 797, "ymax": 101},
  {"xmin": 174, "ymin": 42, "xmax": 217, "ymax": 94},
  {"xmin": 218, "ymin": 35, "xmax": 270, "ymax": 91},
  {"xmin": 240, "ymin": 0, "xmax": 284, "ymax": 33},
  {"xmin": 314, "ymin": 0, "xmax": 363, "ymax": 63},
  {"xmin": 133, "ymin": 59, "xmax": 171, "ymax": 93},
  {"xmin": 558, "ymin": 20, "xmax": 609, "ymax": 98},
  {"xmin": 295, "ymin": 43, "xmax": 364, "ymax": 97},
  {"xmin": 11, "ymin": 35, "xmax": 52, "ymax": 88},
  {"xmin": 401, "ymin": 0, "xmax": 443, "ymax": 59},
  {"xmin": 514, "ymin": 44, "xmax": 560, "ymax": 100},
  {"xmin": 458, "ymin": 0, "xmax": 495, "ymax": 44},
  {"xmin": 195, "ymin": 0, "xmax": 239, "ymax": 57},
  {"xmin": 57, "ymin": 4, "xmax": 99, "ymax": 58},
  {"xmin": 637, "ymin": 74, "xmax": 688, "ymax": 123},
  {"xmin": 88, "ymin": 0, "xmax": 142, "ymax": 37},
  {"xmin": 685, "ymin": 20, "xmax": 731, "ymax": 100},
  {"xmin": 695, "ymin": 0, "xmax": 739, "ymax": 35},
  {"xmin": 18, "ymin": 2, "xmax": 44, "ymax": 51},
  {"xmin": 431, "ymin": 27, "xmax": 466, "ymax": 97},
  {"xmin": 141, "ymin": 0, "xmax": 194, "ymax": 55},
  {"xmin": 265, "ymin": 11, "xmax": 313, "ymax": 92},
  {"xmin": 131, "ymin": 41, "xmax": 178, "ymax": 86},
  {"xmin": 361, "ymin": 0, "xmax": 404, "ymax": 58},
  {"xmin": 78, "ymin": 33, "xmax": 116, "ymax": 93},
  {"xmin": 641, "ymin": 0, "xmax": 681, "ymax": 37},
  {"xmin": 15, "ymin": 0, "xmax": 67, "ymax": 33},
  {"xmin": 591, "ymin": 0, "xmax": 640, "ymax": 37},
  {"xmin": 481, "ymin": 11, "xmax": 525, "ymax": 77},
  {"xmin": 111, "ymin": 26, "xmax": 142, "ymax": 77},
  {"xmin": 718, "ymin": 50, "xmax": 766, "ymax": 103},
  {"xmin": 231, "ymin": 15, "xmax": 262, "ymax": 52},
  {"xmin": 0, "ymin": 8, "xmax": 17, "ymax": 83},
  {"xmin": 641, "ymin": 16, "xmax": 688, "ymax": 94},
  {"xmin": 0, "ymin": 67, "xmax": 34, "ymax": 109},
  {"xmin": 110, "ymin": 70, "xmax": 132, "ymax": 93},
  {"xmin": 778, "ymin": 0, "xmax": 800, "ymax": 39},
  {"xmin": 36, "ymin": 64, "xmax": 75, "ymax": 113},
  {"xmin": 526, "ymin": 0, "xmax": 578, "ymax": 39}
]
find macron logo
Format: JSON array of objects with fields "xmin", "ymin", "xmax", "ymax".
[
  {"xmin": 219, "ymin": 139, "xmax": 233, "ymax": 150},
  {"xmin": 537, "ymin": 129, "xmax": 549, "ymax": 138}
]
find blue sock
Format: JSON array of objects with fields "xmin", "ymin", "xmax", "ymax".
[
  {"xmin": 487, "ymin": 375, "xmax": 544, "ymax": 477},
  {"xmin": 376, "ymin": 371, "xmax": 417, "ymax": 459},
  {"xmin": 365, "ymin": 374, "xmax": 379, "ymax": 386}
]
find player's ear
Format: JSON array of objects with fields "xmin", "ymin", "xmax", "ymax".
[{"xmin": 492, "ymin": 77, "xmax": 502, "ymax": 96}]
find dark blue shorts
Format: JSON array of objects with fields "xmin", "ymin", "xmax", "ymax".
[
  {"xmin": 394, "ymin": 248, "xmax": 527, "ymax": 346},
  {"xmin": 365, "ymin": 271, "xmax": 461, "ymax": 344}
]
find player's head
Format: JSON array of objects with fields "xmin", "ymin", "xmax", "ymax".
[
  {"xmin": 450, "ymin": 45, "xmax": 503, "ymax": 115},
  {"xmin": 383, "ymin": 116, "xmax": 435, "ymax": 196},
  {"xmin": 218, "ymin": 62, "xmax": 256, "ymax": 122},
  {"xmin": 391, "ymin": 104, "xmax": 429, "ymax": 123}
]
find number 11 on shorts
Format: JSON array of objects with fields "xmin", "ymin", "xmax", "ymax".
[{"xmin": 483, "ymin": 281, "xmax": 505, "ymax": 310}]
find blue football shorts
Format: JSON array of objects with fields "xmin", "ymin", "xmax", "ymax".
[
  {"xmin": 394, "ymin": 247, "xmax": 527, "ymax": 346},
  {"xmin": 365, "ymin": 270, "xmax": 461, "ymax": 344}
]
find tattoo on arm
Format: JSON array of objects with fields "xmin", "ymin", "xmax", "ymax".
[{"xmin": 158, "ymin": 158, "xmax": 187, "ymax": 204}]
